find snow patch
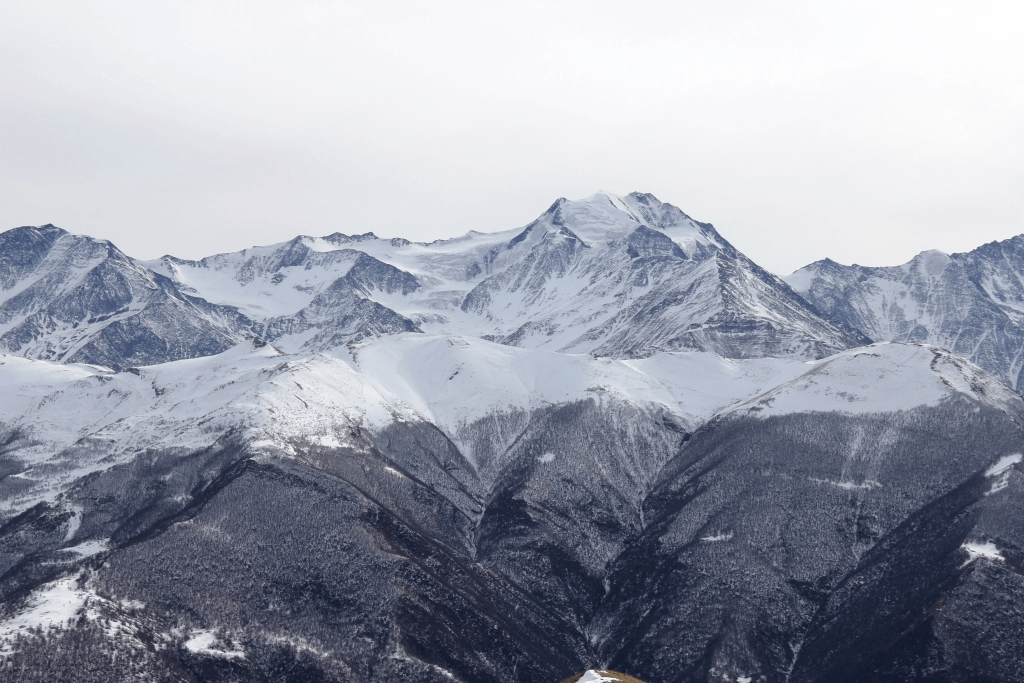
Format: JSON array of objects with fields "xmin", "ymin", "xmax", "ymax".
[
  {"xmin": 60, "ymin": 540, "xmax": 109, "ymax": 557},
  {"xmin": 986, "ymin": 453, "xmax": 1021, "ymax": 477},
  {"xmin": 988, "ymin": 473, "xmax": 1011, "ymax": 495},
  {"xmin": 578, "ymin": 671, "xmax": 618, "ymax": 683},
  {"xmin": 62, "ymin": 505, "xmax": 82, "ymax": 541},
  {"xmin": 313, "ymin": 433, "xmax": 343, "ymax": 448},
  {"xmin": 0, "ymin": 576, "xmax": 89, "ymax": 654},
  {"xmin": 700, "ymin": 532, "xmax": 734, "ymax": 542},
  {"xmin": 388, "ymin": 640, "xmax": 459, "ymax": 679},
  {"xmin": 985, "ymin": 454, "xmax": 1020, "ymax": 494},
  {"xmin": 261, "ymin": 633, "xmax": 331, "ymax": 659},
  {"xmin": 538, "ymin": 452, "xmax": 556, "ymax": 463},
  {"xmin": 0, "ymin": 572, "xmax": 162, "ymax": 657},
  {"xmin": 962, "ymin": 541, "xmax": 1004, "ymax": 565},
  {"xmin": 184, "ymin": 630, "xmax": 246, "ymax": 659},
  {"xmin": 809, "ymin": 477, "xmax": 882, "ymax": 491}
]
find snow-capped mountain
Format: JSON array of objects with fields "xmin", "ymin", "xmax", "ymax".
[
  {"xmin": 4, "ymin": 193, "xmax": 866, "ymax": 372},
  {"xmin": 3, "ymin": 193, "xmax": 1024, "ymax": 683},
  {"xmin": 140, "ymin": 191, "xmax": 866, "ymax": 361},
  {"xmin": 787, "ymin": 235, "xmax": 1024, "ymax": 389},
  {"xmin": 0, "ymin": 225, "xmax": 250, "ymax": 369}
]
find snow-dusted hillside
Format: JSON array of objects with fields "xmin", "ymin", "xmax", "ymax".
[
  {"xmin": 4, "ymin": 335, "xmax": 1024, "ymax": 683},
  {"xmin": 0, "ymin": 337, "xmax": 810, "ymax": 515},
  {"xmin": 787, "ymin": 235, "xmax": 1024, "ymax": 389},
  {"xmin": 7, "ymin": 327, "xmax": 1016, "ymax": 518}
]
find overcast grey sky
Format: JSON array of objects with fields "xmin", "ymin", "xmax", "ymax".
[{"xmin": 2, "ymin": 1, "xmax": 1022, "ymax": 274}]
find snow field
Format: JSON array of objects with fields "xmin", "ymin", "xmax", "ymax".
[{"xmin": 577, "ymin": 671, "xmax": 619, "ymax": 683}]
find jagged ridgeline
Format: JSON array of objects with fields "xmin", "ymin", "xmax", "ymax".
[
  {"xmin": 2, "ymin": 192, "xmax": 1024, "ymax": 683},
  {"xmin": 787, "ymin": 237, "xmax": 1024, "ymax": 390}
]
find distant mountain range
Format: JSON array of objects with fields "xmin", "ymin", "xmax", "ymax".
[
  {"xmin": 2, "ymin": 192, "xmax": 1023, "ymax": 683},
  {"xmin": 2, "ymin": 192, "xmax": 869, "ymax": 371},
  {"xmin": 787, "ymin": 237, "xmax": 1024, "ymax": 389}
]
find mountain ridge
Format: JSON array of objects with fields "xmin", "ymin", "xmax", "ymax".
[
  {"xmin": 2, "ymin": 191, "xmax": 867, "ymax": 371},
  {"xmin": 4, "ymin": 192, "xmax": 1024, "ymax": 682},
  {"xmin": 787, "ymin": 232, "xmax": 1024, "ymax": 389}
]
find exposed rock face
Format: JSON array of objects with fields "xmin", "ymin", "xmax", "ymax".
[{"xmin": 787, "ymin": 235, "xmax": 1024, "ymax": 389}]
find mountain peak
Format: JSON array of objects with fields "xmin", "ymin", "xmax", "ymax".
[{"xmin": 519, "ymin": 191, "xmax": 725, "ymax": 260}]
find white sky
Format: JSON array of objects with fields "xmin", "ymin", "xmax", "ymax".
[{"xmin": 2, "ymin": 1, "xmax": 1022, "ymax": 274}]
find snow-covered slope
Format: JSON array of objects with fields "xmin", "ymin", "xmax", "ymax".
[
  {"xmin": 729, "ymin": 342, "xmax": 1023, "ymax": 418},
  {"xmin": 0, "ymin": 337, "xmax": 811, "ymax": 515},
  {"xmin": 787, "ymin": 234, "xmax": 1024, "ymax": 389},
  {"xmin": 2, "ymin": 335, "xmax": 1015, "ymax": 518}
]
